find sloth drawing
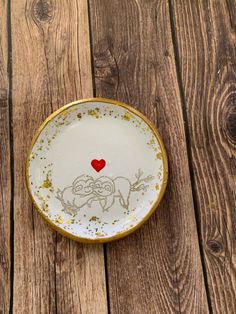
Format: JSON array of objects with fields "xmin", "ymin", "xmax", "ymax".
[
  {"xmin": 56, "ymin": 169, "xmax": 154, "ymax": 215},
  {"xmin": 90, "ymin": 176, "xmax": 131, "ymax": 211},
  {"xmin": 56, "ymin": 175, "xmax": 95, "ymax": 215}
]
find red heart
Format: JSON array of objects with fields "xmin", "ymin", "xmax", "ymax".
[{"xmin": 91, "ymin": 159, "xmax": 106, "ymax": 172}]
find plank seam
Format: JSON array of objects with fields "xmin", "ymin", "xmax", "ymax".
[
  {"xmin": 168, "ymin": 1, "xmax": 213, "ymax": 313},
  {"xmin": 87, "ymin": 2, "xmax": 109, "ymax": 313},
  {"xmin": 103, "ymin": 245, "xmax": 111, "ymax": 314},
  {"xmin": 87, "ymin": 0, "xmax": 97, "ymax": 97},
  {"xmin": 7, "ymin": 0, "xmax": 14, "ymax": 313}
]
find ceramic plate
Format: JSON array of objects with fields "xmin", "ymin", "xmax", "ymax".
[{"xmin": 26, "ymin": 98, "xmax": 168, "ymax": 243}]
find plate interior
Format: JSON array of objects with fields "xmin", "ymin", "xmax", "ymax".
[{"xmin": 28, "ymin": 101, "xmax": 166, "ymax": 241}]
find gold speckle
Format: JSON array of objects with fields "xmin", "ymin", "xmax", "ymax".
[
  {"xmin": 41, "ymin": 171, "xmax": 54, "ymax": 192},
  {"xmin": 56, "ymin": 217, "xmax": 63, "ymax": 224},
  {"xmin": 154, "ymin": 184, "xmax": 159, "ymax": 191},
  {"xmin": 30, "ymin": 152, "xmax": 36, "ymax": 160},
  {"xmin": 95, "ymin": 232, "xmax": 105, "ymax": 237},
  {"xmin": 147, "ymin": 137, "xmax": 155, "ymax": 146},
  {"xmin": 42, "ymin": 203, "xmax": 49, "ymax": 212},
  {"xmin": 122, "ymin": 112, "xmax": 133, "ymax": 121},
  {"xmin": 88, "ymin": 109, "xmax": 97, "ymax": 116},
  {"xmin": 88, "ymin": 109, "xmax": 100, "ymax": 118},
  {"xmin": 35, "ymin": 192, "xmax": 44, "ymax": 202},
  {"xmin": 89, "ymin": 216, "xmax": 99, "ymax": 222},
  {"xmin": 66, "ymin": 219, "xmax": 75, "ymax": 225},
  {"xmin": 61, "ymin": 111, "xmax": 69, "ymax": 118},
  {"xmin": 41, "ymin": 178, "xmax": 52, "ymax": 189}
]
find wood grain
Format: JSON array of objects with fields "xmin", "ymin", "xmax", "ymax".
[
  {"xmin": 89, "ymin": 0, "xmax": 209, "ymax": 313},
  {"xmin": 0, "ymin": 1, "xmax": 11, "ymax": 313},
  {"xmin": 11, "ymin": 0, "xmax": 107, "ymax": 313},
  {"xmin": 171, "ymin": 0, "xmax": 236, "ymax": 313}
]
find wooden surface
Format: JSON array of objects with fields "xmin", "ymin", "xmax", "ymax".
[
  {"xmin": 171, "ymin": 1, "xmax": 236, "ymax": 312},
  {"xmin": 0, "ymin": 1, "xmax": 11, "ymax": 313},
  {"xmin": 89, "ymin": 1, "xmax": 208, "ymax": 313},
  {"xmin": 0, "ymin": 0, "xmax": 235, "ymax": 313},
  {"xmin": 11, "ymin": 0, "xmax": 107, "ymax": 313}
]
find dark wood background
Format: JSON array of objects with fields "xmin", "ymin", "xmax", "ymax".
[{"xmin": 0, "ymin": 1, "xmax": 235, "ymax": 313}]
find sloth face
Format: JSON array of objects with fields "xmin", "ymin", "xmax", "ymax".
[
  {"xmin": 94, "ymin": 176, "xmax": 115, "ymax": 197},
  {"xmin": 72, "ymin": 175, "xmax": 94, "ymax": 196}
]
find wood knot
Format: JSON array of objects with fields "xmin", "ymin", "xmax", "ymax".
[
  {"xmin": 76, "ymin": 250, "xmax": 83, "ymax": 261},
  {"xmin": 222, "ymin": 95, "xmax": 236, "ymax": 146},
  {"xmin": 94, "ymin": 40, "xmax": 119, "ymax": 98},
  {"xmin": 0, "ymin": 88, "xmax": 8, "ymax": 101},
  {"xmin": 207, "ymin": 240, "xmax": 222, "ymax": 254},
  {"xmin": 32, "ymin": 0, "xmax": 54, "ymax": 23},
  {"xmin": 0, "ymin": 253, "xmax": 9, "ymax": 272},
  {"xmin": 154, "ymin": 96, "xmax": 161, "ymax": 106},
  {"xmin": 164, "ymin": 50, "xmax": 169, "ymax": 57}
]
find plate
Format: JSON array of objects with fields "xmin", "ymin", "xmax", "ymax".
[{"xmin": 26, "ymin": 98, "xmax": 168, "ymax": 243}]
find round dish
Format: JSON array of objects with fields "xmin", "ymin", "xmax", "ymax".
[{"xmin": 26, "ymin": 98, "xmax": 168, "ymax": 243}]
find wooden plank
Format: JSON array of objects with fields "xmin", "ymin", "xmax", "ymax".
[
  {"xmin": 89, "ymin": 1, "xmax": 209, "ymax": 313},
  {"xmin": 11, "ymin": 1, "xmax": 107, "ymax": 313},
  {"xmin": 171, "ymin": 0, "xmax": 236, "ymax": 313},
  {"xmin": 0, "ymin": 1, "xmax": 11, "ymax": 313}
]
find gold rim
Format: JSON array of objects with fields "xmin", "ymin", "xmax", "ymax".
[{"xmin": 25, "ymin": 97, "xmax": 168, "ymax": 243}]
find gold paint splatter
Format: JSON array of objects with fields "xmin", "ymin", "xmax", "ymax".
[
  {"xmin": 41, "ymin": 171, "xmax": 54, "ymax": 192},
  {"xmin": 89, "ymin": 216, "xmax": 99, "ymax": 222},
  {"xmin": 154, "ymin": 184, "xmax": 159, "ymax": 191},
  {"xmin": 95, "ymin": 232, "xmax": 105, "ymax": 237},
  {"xmin": 42, "ymin": 203, "xmax": 49, "ymax": 212},
  {"xmin": 41, "ymin": 178, "xmax": 52, "ymax": 189},
  {"xmin": 35, "ymin": 192, "xmax": 44, "ymax": 202},
  {"xmin": 61, "ymin": 111, "xmax": 69, "ymax": 118},
  {"xmin": 88, "ymin": 109, "xmax": 97, "ymax": 116},
  {"xmin": 35, "ymin": 193, "xmax": 50, "ymax": 212},
  {"xmin": 147, "ymin": 137, "xmax": 155, "ymax": 146},
  {"xmin": 88, "ymin": 109, "xmax": 100, "ymax": 118},
  {"xmin": 122, "ymin": 112, "xmax": 133, "ymax": 121},
  {"xmin": 30, "ymin": 152, "xmax": 36, "ymax": 160},
  {"xmin": 56, "ymin": 216, "xmax": 63, "ymax": 224},
  {"xmin": 66, "ymin": 219, "xmax": 75, "ymax": 225}
]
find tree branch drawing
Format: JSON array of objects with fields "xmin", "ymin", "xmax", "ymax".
[{"xmin": 131, "ymin": 169, "xmax": 154, "ymax": 191}]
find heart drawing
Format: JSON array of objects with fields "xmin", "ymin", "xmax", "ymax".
[{"xmin": 91, "ymin": 159, "xmax": 106, "ymax": 172}]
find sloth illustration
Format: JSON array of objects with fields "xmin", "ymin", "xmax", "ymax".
[
  {"xmin": 56, "ymin": 170, "xmax": 154, "ymax": 214},
  {"xmin": 56, "ymin": 175, "xmax": 95, "ymax": 215},
  {"xmin": 88, "ymin": 176, "xmax": 132, "ymax": 212},
  {"xmin": 89, "ymin": 176, "xmax": 116, "ymax": 211}
]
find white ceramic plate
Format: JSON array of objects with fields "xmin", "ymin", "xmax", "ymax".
[{"xmin": 26, "ymin": 98, "xmax": 168, "ymax": 243}]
